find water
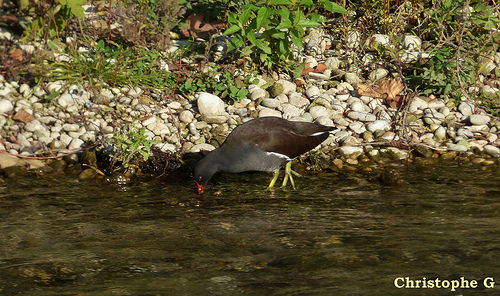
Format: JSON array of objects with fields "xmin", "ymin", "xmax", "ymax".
[{"xmin": 0, "ymin": 162, "xmax": 499, "ymax": 295}]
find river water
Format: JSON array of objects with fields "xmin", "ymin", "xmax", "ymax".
[{"xmin": 0, "ymin": 162, "xmax": 499, "ymax": 295}]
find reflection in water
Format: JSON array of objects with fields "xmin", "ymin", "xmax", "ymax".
[{"xmin": 0, "ymin": 163, "xmax": 499, "ymax": 295}]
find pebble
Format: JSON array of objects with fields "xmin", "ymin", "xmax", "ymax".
[
  {"xmin": 305, "ymin": 85, "xmax": 321, "ymax": 98},
  {"xmin": 446, "ymin": 143, "xmax": 468, "ymax": 152},
  {"xmin": 484, "ymin": 145, "xmax": 500, "ymax": 157},
  {"xmin": 197, "ymin": 92, "xmax": 225, "ymax": 116},
  {"xmin": 275, "ymin": 79, "xmax": 296, "ymax": 95},
  {"xmin": 179, "ymin": 110, "xmax": 194, "ymax": 123},
  {"xmin": 338, "ymin": 146, "xmax": 363, "ymax": 157},
  {"xmin": 68, "ymin": 138, "xmax": 84, "ymax": 150},
  {"xmin": 0, "ymin": 99, "xmax": 14, "ymax": 114},
  {"xmin": 288, "ymin": 92, "xmax": 310, "ymax": 108},
  {"xmin": 469, "ymin": 114, "xmax": 490, "ymax": 126},
  {"xmin": 261, "ymin": 98, "xmax": 281, "ymax": 109},
  {"xmin": 458, "ymin": 101, "xmax": 475, "ymax": 116},
  {"xmin": 190, "ymin": 143, "xmax": 216, "ymax": 153},
  {"xmin": 366, "ymin": 120, "xmax": 391, "ymax": 133},
  {"xmin": 282, "ymin": 104, "xmax": 303, "ymax": 119},
  {"xmin": 258, "ymin": 107, "xmax": 282, "ymax": 118},
  {"xmin": 309, "ymin": 105, "xmax": 330, "ymax": 119},
  {"xmin": 346, "ymin": 111, "xmax": 376, "ymax": 122}
]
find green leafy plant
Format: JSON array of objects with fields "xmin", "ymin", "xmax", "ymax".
[
  {"xmin": 178, "ymin": 65, "xmax": 254, "ymax": 103},
  {"xmin": 20, "ymin": 0, "xmax": 85, "ymax": 42},
  {"xmin": 224, "ymin": 0, "xmax": 346, "ymax": 74},
  {"xmin": 112, "ymin": 127, "xmax": 159, "ymax": 169}
]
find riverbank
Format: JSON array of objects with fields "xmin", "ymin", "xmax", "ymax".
[{"xmin": 1, "ymin": 3, "xmax": 499, "ymax": 183}]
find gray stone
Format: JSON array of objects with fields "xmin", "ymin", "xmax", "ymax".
[
  {"xmin": 25, "ymin": 120, "xmax": 46, "ymax": 133},
  {"xmin": 347, "ymin": 31, "xmax": 360, "ymax": 49},
  {"xmin": 155, "ymin": 143, "xmax": 177, "ymax": 153},
  {"xmin": 484, "ymin": 145, "xmax": 500, "ymax": 157},
  {"xmin": 197, "ymin": 92, "xmax": 225, "ymax": 116},
  {"xmin": 201, "ymin": 115, "xmax": 228, "ymax": 124},
  {"xmin": 179, "ymin": 110, "xmax": 194, "ymax": 123},
  {"xmin": 249, "ymin": 88, "xmax": 267, "ymax": 100},
  {"xmin": 347, "ymin": 111, "xmax": 376, "ymax": 122},
  {"xmin": 366, "ymin": 34, "xmax": 390, "ymax": 47},
  {"xmin": 428, "ymin": 99, "xmax": 445, "ymax": 109},
  {"xmin": 190, "ymin": 143, "xmax": 216, "ymax": 153},
  {"xmin": 315, "ymin": 116, "xmax": 334, "ymax": 127},
  {"xmin": 338, "ymin": 146, "xmax": 363, "ymax": 157},
  {"xmin": 68, "ymin": 138, "xmax": 84, "ymax": 150},
  {"xmin": 0, "ymin": 99, "xmax": 13, "ymax": 114},
  {"xmin": 434, "ymin": 126, "xmax": 446, "ymax": 140},
  {"xmin": 325, "ymin": 57, "xmax": 340, "ymax": 70},
  {"xmin": 469, "ymin": 114, "xmax": 490, "ymax": 126},
  {"xmin": 446, "ymin": 143, "xmax": 468, "ymax": 152},
  {"xmin": 349, "ymin": 121, "xmax": 366, "ymax": 134},
  {"xmin": 258, "ymin": 107, "xmax": 281, "ymax": 118},
  {"xmin": 402, "ymin": 35, "xmax": 421, "ymax": 50},
  {"xmin": 409, "ymin": 97, "xmax": 429, "ymax": 113},
  {"xmin": 288, "ymin": 92, "xmax": 309, "ymax": 108},
  {"xmin": 261, "ymin": 98, "xmax": 281, "ymax": 109},
  {"xmin": 282, "ymin": 104, "xmax": 303, "ymax": 119},
  {"xmin": 369, "ymin": 68, "xmax": 389, "ymax": 82},
  {"xmin": 275, "ymin": 79, "xmax": 296, "ymax": 95},
  {"xmin": 305, "ymin": 85, "xmax": 321, "ymax": 98},
  {"xmin": 366, "ymin": 120, "xmax": 391, "ymax": 133},
  {"xmin": 344, "ymin": 73, "xmax": 362, "ymax": 85},
  {"xmin": 309, "ymin": 105, "xmax": 330, "ymax": 119},
  {"xmin": 62, "ymin": 123, "xmax": 80, "ymax": 132},
  {"xmin": 458, "ymin": 101, "xmax": 475, "ymax": 116}
]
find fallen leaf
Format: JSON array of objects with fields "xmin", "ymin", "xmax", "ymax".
[
  {"xmin": 314, "ymin": 63, "xmax": 327, "ymax": 73},
  {"xmin": 181, "ymin": 13, "xmax": 225, "ymax": 39},
  {"xmin": 8, "ymin": 49, "xmax": 23, "ymax": 62},
  {"xmin": 13, "ymin": 109, "xmax": 36, "ymax": 123},
  {"xmin": 357, "ymin": 78, "xmax": 405, "ymax": 108}
]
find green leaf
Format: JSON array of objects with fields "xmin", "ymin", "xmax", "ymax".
[
  {"xmin": 227, "ymin": 12, "xmax": 238, "ymax": 25},
  {"xmin": 256, "ymin": 6, "xmax": 271, "ymax": 30},
  {"xmin": 299, "ymin": 0, "xmax": 314, "ymax": 6},
  {"xmin": 271, "ymin": 31, "xmax": 287, "ymax": 39},
  {"xmin": 290, "ymin": 29, "xmax": 303, "ymax": 47},
  {"xmin": 298, "ymin": 19, "xmax": 320, "ymax": 27},
  {"xmin": 240, "ymin": 7, "xmax": 252, "ymax": 25},
  {"xmin": 19, "ymin": 0, "xmax": 29, "ymax": 10},
  {"xmin": 321, "ymin": 0, "xmax": 347, "ymax": 13},
  {"xmin": 293, "ymin": 63, "xmax": 305, "ymax": 78},
  {"xmin": 224, "ymin": 24, "xmax": 241, "ymax": 35},
  {"xmin": 227, "ymin": 35, "xmax": 244, "ymax": 52},
  {"xmin": 269, "ymin": 0, "xmax": 293, "ymax": 5},
  {"xmin": 247, "ymin": 31, "xmax": 272, "ymax": 54}
]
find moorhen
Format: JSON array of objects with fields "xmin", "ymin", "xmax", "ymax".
[{"xmin": 194, "ymin": 117, "xmax": 334, "ymax": 194}]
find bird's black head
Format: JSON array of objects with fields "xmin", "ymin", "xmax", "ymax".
[{"xmin": 193, "ymin": 153, "xmax": 219, "ymax": 194}]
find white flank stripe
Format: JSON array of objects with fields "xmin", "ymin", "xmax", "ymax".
[
  {"xmin": 311, "ymin": 131, "xmax": 328, "ymax": 137},
  {"xmin": 266, "ymin": 152, "xmax": 291, "ymax": 161}
]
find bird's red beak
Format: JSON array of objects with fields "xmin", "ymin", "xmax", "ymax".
[{"xmin": 195, "ymin": 181, "xmax": 204, "ymax": 195}]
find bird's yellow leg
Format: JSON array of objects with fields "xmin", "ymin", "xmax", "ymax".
[
  {"xmin": 281, "ymin": 162, "xmax": 297, "ymax": 190},
  {"xmin": 268, "ymin": 169, "xmax": 280, "ymax": 189}
]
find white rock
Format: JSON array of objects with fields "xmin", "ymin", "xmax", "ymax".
[
  {"xmin": 409, "ymin": 97, "xmax": 429, "ymax": 113},
  {"xmin": 309, "ymin": 105, "xmax": 330, "ymax": 119},
  {"xmin": 365, "ymin": 34, "xmax": 390, "ymax": 47},
  {"xmin": 155, "ymin": 143, "xmax": 177, "ymax": 153},
  {"xmin": 305, "ymin": 85, "xmax": 321, "ymax": 98},
  {"xmin": 288, "ymin": 92, "xmax": 309, "ymax": 108},
  {"xmin": 179, "ymin": 110, "xmax": 194, "ymax": 123},
  {"xmin": 167, "ymin": 101, "xmax": 182, "ymax": 109},
  {"xmin": 434, "ymin": 126, "xmax": 446, "ymax": 140},
  {"xmin": 369, "ymin": 68, "xmax": 389, "ymax": 82},
  {"xmin": 0, "ymin": 99, "xmax": 14, "ymax": 114},
  {"xmin": 190, "ymin": 143, "xmax": 216, "ymax": 153},
  {"xmin": 128, "ymin": 87, "xmax": 142, "ymax": 97},
  {"xmin": 68, "ymin": 138, "xmax": 84, "ymax": 150},
  {"xmin": 347, "ymin": 31, "xmax": 360, "ymax": 49},
  {"xmin": 62, "ymin": 123, "xmax": 80, "ymax": 132},
  {"xmin": 402, "ymin": 35, "xmax": 421, "ymax": 50},
  {"xmin": 447, "ymin": 143, "xmax": 468, "ymax": 152},
  {"xmin": 349, "ymin": 121, "xmax": 365, "ymax": 134},
  {"xmin": 142, "ymin": 116, "xmax": 157, "ymax": 127},
  {"xmin": 100, "ymin": 88, "xmax": 114, "ymax": 99},
  {"xmin": 315, "ymin": 116, "xmax": 334, "ymax": 127},
  {"xmin": 282, "ymin": 104, "xmax": 303, "ymax": 119},
  {"xmin": 347, "ymin": 111, "xmax": 376, "ymax": 122},
  {"xmin": 469, "ymin": 114, "xmax": 490, "ymax": 126},
  {"xmin": 57, "ymin": 93, "xmax": 77, "ymax": 108},
  {"xmin": 275, "ymin": 79, "xmax": 296, "ymax": 95},
  {"xmin": 25, "ymin": 120, "xmax": 45, "ymax": 133},
  {"xmin": 458, "ymin": 101, "xmax": 475, "ymax": 116},
  {"xmin": 484, "ymin": 145, "xmax": 500, "ymax": 157},
  {"xmin": 325, "ymin": 57, "xmax": 340, "ymax": 70},
  {"xmin": 366, "ymin": 120, "xmax": 391, "ymax": 133},
  {"xmin": 338, "ymin": 146, "xmax": 363, "ymax": 157},
  {"xmin": 258, "ymin": 107, "xmax": 282, "ymax": 118},
  {"xmin": 261, "ymin": 98, "xmax": 281, "ymax": 109},
  {"xmin": 350, "ymin": 101, "xmax": 364, "ymax": 112},
  {"xmin": 197, "ymin": 92, "xmax": 225, "ymax": 116},
  {"xmin": 249, "ymin": 88, "xmax": 267, "ymax": 100},
  {"xmin": 0, "ymin": 85, "xmax": 12, "ymax": 97},
  {"xmin": 428, "ymin": 99, "xmax": 445, "ymax": 109}
]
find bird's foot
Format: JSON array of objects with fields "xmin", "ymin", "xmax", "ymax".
[{"xmin": 281, "ymin": 162, "xmax": 300, "ymax": 190}]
